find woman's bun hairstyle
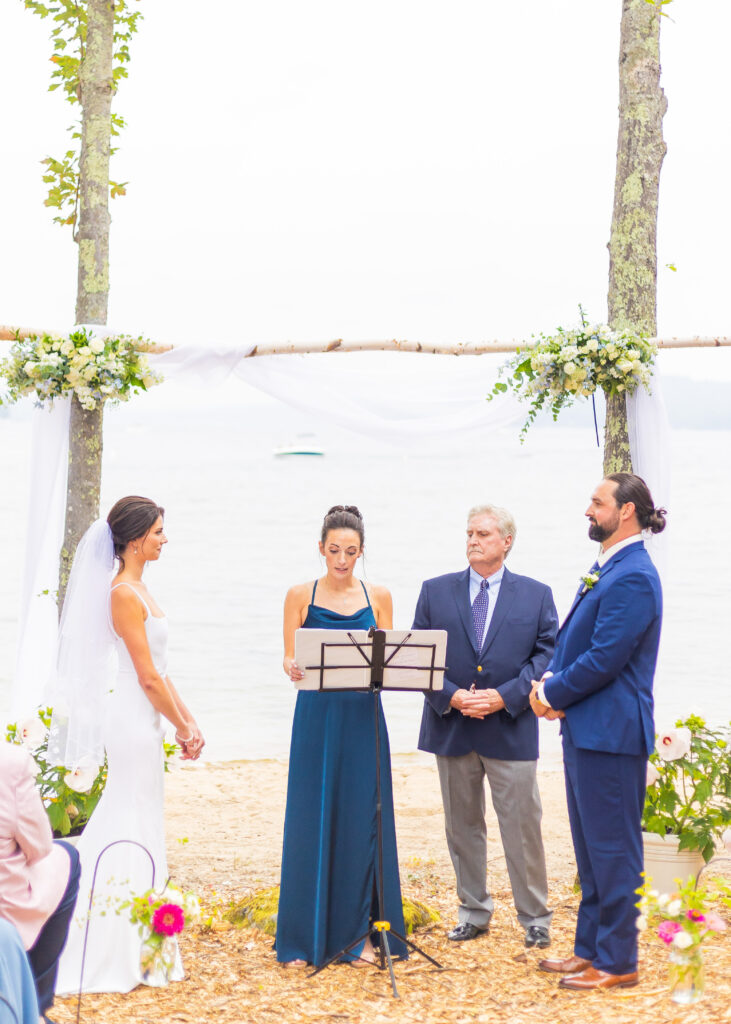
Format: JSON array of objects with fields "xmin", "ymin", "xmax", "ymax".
[
  {"xmin": 107, "ymin": 496, "xmax": 165, "ymax": 568},
  {"xmin": 321, "ymin": 505, "xmax": 365, "ymax": 547}
]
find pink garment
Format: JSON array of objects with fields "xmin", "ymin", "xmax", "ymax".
[{"xmin": 0, "ymin": 744, "xmax": 70, "ymax": 949}]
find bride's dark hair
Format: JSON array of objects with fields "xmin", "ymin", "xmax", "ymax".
[
  {"xmin": 321, "ymin": 505, "xmax": 364, "ymax": 547},
  {"xmin": 107, "ymin": 496, "xmax": 165, "ymax": 568}
]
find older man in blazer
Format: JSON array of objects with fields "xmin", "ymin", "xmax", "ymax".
[
  {"xmin": 414, "ymin": 504, "xmax": 558, "ymax": 947},
  {"xmin": 531, "ymin": 473, "xmax": 665, "ymax": 991}
]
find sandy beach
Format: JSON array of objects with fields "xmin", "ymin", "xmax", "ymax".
[{"xmin": 50, "ymin": 756, "xmax": 730, "ymax": 1024}]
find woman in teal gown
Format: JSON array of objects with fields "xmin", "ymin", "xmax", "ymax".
[{"xmin": 276, "ymin": 506, "xmax": 407, "ymax": 967}]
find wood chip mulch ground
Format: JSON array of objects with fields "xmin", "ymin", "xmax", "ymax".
[{"xmin": 50, "ymin": 759, "xmax": 730, "ymax": 1024}]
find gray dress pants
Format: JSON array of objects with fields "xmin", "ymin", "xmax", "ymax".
[{"xmin": 436, "ymin": 751, "xmax": 552, "ymax": 931}]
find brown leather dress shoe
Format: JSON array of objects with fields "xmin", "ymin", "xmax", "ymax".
[
  {"xmin": 538, "ymin": 955, "xmax": 592, "ymax": 974},
  {"xmin": 558, "ymin": 966, "xmax": 639, "ymax": 990}
]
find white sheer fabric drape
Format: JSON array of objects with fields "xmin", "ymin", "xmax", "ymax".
[
  {"xmin": 151, "ymin": 346, "xmax": 527, "ymax": 450},
  {"xmin": 12, "ymin": 397, "xmax": 70, "ymax": 717},
  {"xmin": 10, "ymin": 344, "xmax": 671, "ymax": 721}
]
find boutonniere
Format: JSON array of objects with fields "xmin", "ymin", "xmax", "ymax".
[{"xmin": 580, "ymin": 570, "xmax": 601, "ymax": 593}]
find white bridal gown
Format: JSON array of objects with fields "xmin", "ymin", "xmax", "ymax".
[{"xmin": 56, "ymin": 585, "xmax": 184, "ymax": 994}]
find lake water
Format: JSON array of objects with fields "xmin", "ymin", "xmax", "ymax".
[{"xmin": 1, "ymin": 383, "xmax": 728, "ymax": 765}]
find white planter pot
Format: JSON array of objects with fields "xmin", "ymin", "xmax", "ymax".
[{"xmin": 642, "ymin": 831, "xmax": 705, "ymax": 895}]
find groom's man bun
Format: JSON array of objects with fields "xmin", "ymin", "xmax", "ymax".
[
  {"xmin": 108, "ymin": 495, "xmax": 165, "ymax": 566},
  {"xmin": 606, "ymin": 472, "xmax": 667, "ymax": 535}
]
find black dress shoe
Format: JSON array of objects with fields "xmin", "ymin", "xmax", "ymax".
[
  {"xmin": 447, "ymin": 922, "xmax": 489, "ymax": 941},
  {"xmin": 525, "ymin": 925, "xmax": 550, "ymax": 949}
]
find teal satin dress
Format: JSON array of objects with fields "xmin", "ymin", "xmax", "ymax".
[{"xmin": 275, "ymin": 581, "xmax": 407, "ymax": 965}]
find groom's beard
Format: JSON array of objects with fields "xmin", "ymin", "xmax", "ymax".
[{"xmin": 587, "ymin": 511, "xmax": 620, "ymax": 543}]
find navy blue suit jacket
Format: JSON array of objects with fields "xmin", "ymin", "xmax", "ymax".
[
  {"xmin": 544, "ymin": 541, "xmax": 662, "ymax": 757},
  {"xmin": 414, "ymin": 567, "xmax": 557, "ymax": 760}
]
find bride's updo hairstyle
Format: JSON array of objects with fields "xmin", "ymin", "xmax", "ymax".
[
  {"xmin": 321, "ymin": 505, "xmax": 365, "ymax": 548},
  {"xmin": 107, "ymin": 495, "xmax": 165, "ymax": 568},
  {"xmin": 606, "ymin": 472, "xmax": 667, "ymax": 534}
]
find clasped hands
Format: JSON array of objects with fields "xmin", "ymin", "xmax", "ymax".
[
  {"xmin": 176, "ymin": 725, "xmax": 205, "ymax": 760},
  {"xmin": 450, "ymin": 686, "xmax": 505, "ymax": 718},
  {"xmin": 528, "ymin": 672, "xmax": 565, "ymax": 721}
]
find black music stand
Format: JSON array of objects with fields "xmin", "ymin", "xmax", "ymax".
[{"xmin": 294, "ymin": 625, "xmax": 447, "ymax": 998}]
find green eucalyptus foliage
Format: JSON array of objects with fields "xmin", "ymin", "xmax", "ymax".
[{"xmin": 24, "ymin": 0, "xmax": 141, "ymax": 228}]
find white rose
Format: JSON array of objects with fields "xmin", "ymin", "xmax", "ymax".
[
  {"xmin": 666, "ymin": 899, "xmax": 682, "ymax": 916},
  {"xmin": 563, "ymin": 361, "xmax": 577, "ymax": 376},
  {"xmin": 61, "ymin": 340, "xmax": 74, "ymax": 355},
  {"xmin": 64, "ymin": 757, "xmax": 99, "ymax": 793},
  {"xmin": 646, "ymin": 761, "xmax": 661, "ymax": 785},
  {"xmin": 657, "ymin": 893, "xmax": 671, "ymax": 908},
  {"xmin": 673, "ymin": 931, "xmax": 693, "ymax": 950},
  {"xmin": 656, "ymin": 727, "xmax": 691, "ymax": 762},
  {"xmin": 586, "ymin": 338, "xmax": 599, "ymax": 352},
  {"xmin": 19, "ymin": 716, "xmax": 47, "ymax": 750},
  {"xmin": 617, "ymin": 359, "xmax": 634, "ymax": 375},
  {"xmin": 78, "ymin": 345, "xmax": 91, "ymax": 356},
  {"xmin": 89, "ymin": 338, "xmax": 105, "ymax": 354},
  {"xmin": 23, "ymin": 360, "xmax": 39, "ymax": 376}
]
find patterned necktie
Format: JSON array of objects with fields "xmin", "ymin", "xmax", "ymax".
[{"xmin": 472, "ymin": 578, "xmax": 489, "ymax": 650}]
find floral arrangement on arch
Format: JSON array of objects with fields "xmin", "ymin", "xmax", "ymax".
[
  {"xmin": 0, "ymin": 327, "xmax": 161, "ymax": 410},
  {"xmin": 5, "ymin": 706, "xmax": 179, "ymax": 837},
  {"xmin": 125, "ymin": 885, "xmax": 201, "ymax": 984},
  {"xmin": 643, "ymin": 715, "xmax": 731, "ymax": 863},
  {"xmin": 487, "ymin": 319, "xmax": 657, "ymax": 439}
]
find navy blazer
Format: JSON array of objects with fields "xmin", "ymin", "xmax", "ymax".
[
  {"xmin": 544, "ymin": 541, "xmax": 661, "ymax": 757},
  {"xmin": 414, "ymin": 567, "xmax": 557, "ymax": 760}
]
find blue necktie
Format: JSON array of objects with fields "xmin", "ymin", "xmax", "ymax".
[{"xmin": 472, "ymin": 578, "xmax": 489, "ymax": 650}]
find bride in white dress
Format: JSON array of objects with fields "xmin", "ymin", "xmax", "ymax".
[{"xmin": 53, "ymin": 496, "xmax": 204, "ymax": 995}]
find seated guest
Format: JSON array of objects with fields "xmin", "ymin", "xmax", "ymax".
[
  {"xmin": 0, "ymin": 742, "xmax": 80, "ymax": 1022},
  {"xmin": 0, "ymin": 918, "xmax": 39, "ymax": 1024}
]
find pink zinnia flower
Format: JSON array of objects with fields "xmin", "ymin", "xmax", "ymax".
[
  {"xmin": 152, "ymin": 903, "xmax": 185, "ymax": 936},
  {"xmin": 687, "ymin": 910, "xmax": 705, "ymax": 922},
  {"xmin": 658, "ymin": 920, "xmax": 682, "ymax": 945}
]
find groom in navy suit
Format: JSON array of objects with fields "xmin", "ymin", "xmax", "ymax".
[
  {"xmin": 532, "ymin": 472, "xmax": 665, "ymax": 991},
  {"xmin": 414, "ymin": 504, "xmax": 557, "ymax": 948}
]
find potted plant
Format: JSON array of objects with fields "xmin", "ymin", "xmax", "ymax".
[
  {"xmin": 5, "ymin": 706, "xmax": 179, "ymax": 837},
  {"xmin": 643, "ymin": 715, "xmax": 731, "ymax": 892}
]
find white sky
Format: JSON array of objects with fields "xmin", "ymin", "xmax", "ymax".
[{"xmin": 1, "ymin": 0, "xmax": 730, "ymax": 381}]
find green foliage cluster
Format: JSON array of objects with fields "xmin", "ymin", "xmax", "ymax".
[
  {"xmin": 0, "ymin": 326, "xmax": 161, "ymax": 410},
  {"xmin": 487, "ymin": 315, "xmax": 656, "ymax": 441},
  {"xmin": 24, "ymin": 0, "xmax": 142, "ymax": 228},
  {"xmin": 643, "ymin": 715, "xmax": 731, "ymax": 863}
]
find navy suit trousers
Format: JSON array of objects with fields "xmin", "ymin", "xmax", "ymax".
[
  {"xmin": 27, "ymin": 841, "xmax": 80, "ymax": 1014},
  {"xmin": 562, "ymin": 738, "xmax": 645, "ymax": 975}
]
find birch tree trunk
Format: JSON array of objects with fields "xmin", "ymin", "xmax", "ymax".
[
  {"xmin": 58, "ymin": 0, "xmax": 115, "ymax": 610},
  {"xmin": 604, "ymin": 0, "xmax": 667, "ymax": 475}
]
